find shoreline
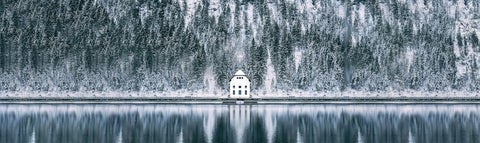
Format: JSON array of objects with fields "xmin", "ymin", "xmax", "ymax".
[{"xmin": 2, "ymin": 97, "xmax": 480, "ymax": 104}]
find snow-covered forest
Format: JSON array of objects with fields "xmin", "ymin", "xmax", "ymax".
[{"xmin": 0, "ymin": 0, "xmax": 479, "ymax": 93}]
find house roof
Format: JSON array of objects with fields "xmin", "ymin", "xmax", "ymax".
[
  {"xmin": 234, "ymin": 70, "xmax": 246, "ymax": 76},
  {"xmin": 229, "ymin": 70, "xmax": 251, "ymax": 82}
]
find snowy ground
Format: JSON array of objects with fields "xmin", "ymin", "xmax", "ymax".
[
  {"xmin": 257, "ymin": 89, "xmax": 480, "ymax": 98},
  {"xmin": 0, "ymin": 90, "xmax": 478, "ymax": 99}
]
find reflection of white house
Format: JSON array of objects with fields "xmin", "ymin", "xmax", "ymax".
[{"xmin": 229, "ymin": 70, "xmax": 251, "ymax": 98}]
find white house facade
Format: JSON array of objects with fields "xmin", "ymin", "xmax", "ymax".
[{"xmin": 229, "ymin": 70, "xmax": 251, "ymax": 98}]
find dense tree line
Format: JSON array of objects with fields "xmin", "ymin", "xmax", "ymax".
[{"xmin": 0, "ymin": 0, "xmax": 479, "ymax": 92}]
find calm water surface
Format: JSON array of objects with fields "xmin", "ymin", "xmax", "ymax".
[{"xmin": 0, "ymin": 104, "xmax": 479, "ymax": 143}]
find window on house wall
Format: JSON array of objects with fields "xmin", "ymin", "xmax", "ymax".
[
  {"xmin": 245, "ymin": 90, "xmax": 247, "ymax": 95},
  {"xmin": 233, "ymin": 90, "xmax": 235, "ymax": 95},
  {"xmin": 233, "ymin": 86, "xmax": 235, "ymax": 88},
  {"xmin": 245, "ymin": 86, "xmax": 247, "ymax": 88},
  {"xmin": 239, "ymin": 86, "xmax": 241, "ymax": 89},
  {"xmin": 239, "ymin": 90, "xmax": 242, "ymax": 95}
]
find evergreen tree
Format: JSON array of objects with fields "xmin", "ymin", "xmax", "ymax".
[{"xmin": 247, "ymin": 39, "xmax": 267, "ymax": 90}]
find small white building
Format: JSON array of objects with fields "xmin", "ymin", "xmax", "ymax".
[{"xmin": 229, "ymin": 70, "xmax": 251, "ymax": 98}]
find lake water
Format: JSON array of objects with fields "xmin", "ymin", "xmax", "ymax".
[{"xmin": 0, "ymin": 104, "xmax": 479, "ymax": 143}]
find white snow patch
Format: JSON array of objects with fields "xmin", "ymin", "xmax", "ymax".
[
  {"xmin": 294, "ymin": 47, "xmax": 303, "ymax": 72},
  {"xmin": 235, "ymin": 47, "xmax": 246, "ymax": 62},
  {"xmin": 296, "ymin": 0, "xmax": 315, "ymax": 15},
  {"xmin": 358, "ymin": 4, "xmax": 366, "ymax": 24},
  {"xmin": 412, "ymin": 23, "xmax": 418, "ymax": 35},
  {"xmin": 101, "ymin": 1, "xmax": 129, "ymax": 25},
  {"xmin": 300, "ymin": 24, "xmax": 306, "ymax": 35},
  {"xmin": 208, "ymin": 0, "xmax": 222, "ymax": 24},
  {"xmin": 336, "ymin": 5, "xmax": 346, "ymax": 19},
  {"xmin": 405, "ymin": 48, "xmax": 415, "ymax": 72},
  {"xmin": 416, "ymin": 0, "xmax": 426, "ymax": 12},
  {"xmin": 407, "ymin": 0, "xmax": 416, "ymax": 13},
  {"xmin": 239, "ymin": 5, "xmax": 246, "ymax": 33},
  {"xmin": 351, "ymin": 5, "xmax": 356, "ymax": 26},
  {"xmin": 183, "ymin": 0, "xmax": 201, "ymax": 30},
  {"xmin": 203, "ymin": 66, "xmax": 217, "ymax": 94},
  {"xmin": 139, "ymin": 5, "xmax": 151, "ymax": 26},
  {"xmin": 351, "ymin": 35, "xmax": 357, "ymax": 47},
  {"xmin": 264, "ymin": 49, "xmax": 277, "ymax": 94},
  {"xmin": 457, "ymin": 0, "xmax": 466, "ymax": 10},
  {"xmin": 267, "ymin": 2, "xmax": 282, "ymax": 26},
  {"xmin": 230, "ymin": 5, "xmax": 247, "ymax": 62},
  {"xmin": 177, "ymin": 0, "xmax": 184, "ymax": 11},
  {"xmin": 247, "ymin": 4, "xmax": 257, "ymax": 38},
  {"xmin": 378, "ymin": 3, "xmax": 392, "ymax": 25},
  {"xmin": 228, "ymin": 0, "xmax": 236, "ymax": 33},
  {"xmin": 448, "ymin": 4, "xmax": 456, "ymax": 18},
  {"xmin": 285, "ymin": 0, "xmax": 294, "ymax": 5}
]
